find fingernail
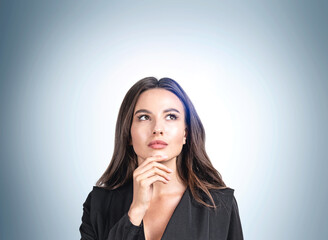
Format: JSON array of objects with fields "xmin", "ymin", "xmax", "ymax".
[{"xmin": 168, "ymin": 168, "xmax": 173, "ymax": 172}]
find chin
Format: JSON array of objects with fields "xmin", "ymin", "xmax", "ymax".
[{"xmin": 149, "ymin": 149, "xmax": 166, "ymax": 155}]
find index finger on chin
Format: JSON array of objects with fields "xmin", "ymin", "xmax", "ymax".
[{"xmin": 139, "ymin": 155, "xmax": 168, "ymax": 167}]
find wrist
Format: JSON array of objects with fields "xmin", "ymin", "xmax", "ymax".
[{"xmin": 128, "ymin": 205, "xmax": 147, "ymax": 226}]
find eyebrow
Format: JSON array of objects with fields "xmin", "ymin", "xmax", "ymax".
[{"xmin": 134, "ymin": 108, "xmax": 180, "ymax": 115}]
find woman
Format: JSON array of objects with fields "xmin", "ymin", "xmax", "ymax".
[{"xmin": 80, "ymin": 77, "xmax": 243, "ymax": 240}]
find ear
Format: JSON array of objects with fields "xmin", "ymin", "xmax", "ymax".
[{"xmin": 183, "ymin": 128, "xmax": 188, "ymax": 144}]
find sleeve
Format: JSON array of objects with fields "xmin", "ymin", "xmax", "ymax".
[
  {"xmin": 79, "ymin": 189, "xmax": 143, "ymax": 240},
  {"xmin": 80, "ymin": 192, "xmax": 96, "ymax": 240},
  {"xmin": 227, "ymin": 195, "xmax": 244, "ymax": 240},
  {"xmin": 107, "ymin": 213, "xmax": 143, "ymax": 240}
]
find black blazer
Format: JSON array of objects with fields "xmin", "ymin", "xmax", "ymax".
[{"xmin": 80, "ymin": 179, "xmax": 243, "ymax": 240}]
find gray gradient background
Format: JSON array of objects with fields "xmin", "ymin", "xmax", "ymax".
[{"xmin": 1, "ymin": 1, "xmax": 327, "ymax": 239}]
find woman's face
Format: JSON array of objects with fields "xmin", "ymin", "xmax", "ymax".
[{"xmin": 130, "ymin": 88, "xmax": 187, "ymax": 164}]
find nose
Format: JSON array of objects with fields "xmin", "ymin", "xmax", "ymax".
[
  {"xmin": 153, "ymin": 129, "xmax": 163, "ymax": 135},
  {"xmin": 152, "ymin": 120, "xmax": 164, "ymax": 135}
]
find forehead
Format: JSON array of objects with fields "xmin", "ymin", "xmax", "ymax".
[{"xmin": 134, "ymin": 89, "xmax": 184, "ymax": 112}]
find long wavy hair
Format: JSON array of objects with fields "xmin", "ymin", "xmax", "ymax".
[{"xmin": 96, "ymin": 77, "xmax": 227, "ymax": 208}]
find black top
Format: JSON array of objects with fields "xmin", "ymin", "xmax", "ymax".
[{"xmin": 80, "ymin": 179, "xmax": 243, "ymax": 240}]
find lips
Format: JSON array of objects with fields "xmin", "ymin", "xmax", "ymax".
[{"xmin": 148, "ymin": 140, "xmax": 168, "ymax": 149}]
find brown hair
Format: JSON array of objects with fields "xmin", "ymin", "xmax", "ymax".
[{"xmin": 96, "ymin": 77, "xmax": 227, "ymax": 208}]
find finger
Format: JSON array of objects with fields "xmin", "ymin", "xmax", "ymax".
[
  {"xmin": 133, "ymin": 155, "xmax": 168, "ymax": 177},
  {"xmin": 138, "ymin": 155, "xmax": 168, "ymax": 168},
  {"xmin": 140, "ymin": 175, "xmax": 169, "ymax": 187},
  {"xmin": 136, "ymin": 161, "xmax": 173, "ymax": 177},
  {"xmin": 137, "ymin": 167, "xmax": 172, "ymax": 182}
]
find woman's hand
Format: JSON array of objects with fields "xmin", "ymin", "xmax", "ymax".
[{"xmin": 127, "ymin": 155, "xmax": 173, "ymax": 226}]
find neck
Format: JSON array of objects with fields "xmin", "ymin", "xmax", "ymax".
[{"xmin": 151, "ymin": 157, "xmax": 187, "ymax": 198}]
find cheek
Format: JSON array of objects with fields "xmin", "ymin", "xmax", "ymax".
[
  {"xmin": 131, "ymin": 124, "xmax": 146, "ymax": 145},
  {"xmin": 170, "ymin": 125, "xmax": 186, "ymax": 143}
]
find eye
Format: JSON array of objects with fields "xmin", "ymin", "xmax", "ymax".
[
  {"xmin": 137, "ymin": 115, "xmax": 150, "ymax": 121},
  {"xmin": 166, "ymin": 114, "xmax": 178, "ymax": 120}
]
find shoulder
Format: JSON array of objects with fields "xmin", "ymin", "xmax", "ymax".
[
  {"xmin": 188, "ymin": 186, "xmax": 238, "ymax": 216},
  {"xmin": 207, "ymin": 187, "xmax": 236, "ymax": 212},
  {"xmin": 210, "ymin": 187, "xmax": 235, "ymax": 202},
  {"xmin": 83, "ymin": 180, "xmax": 133, "ymax": 212}
]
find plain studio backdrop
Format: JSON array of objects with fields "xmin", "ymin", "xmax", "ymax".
[{"xmin": 0, "ymin": 1, "xmax": 327, "ymax": 239}]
